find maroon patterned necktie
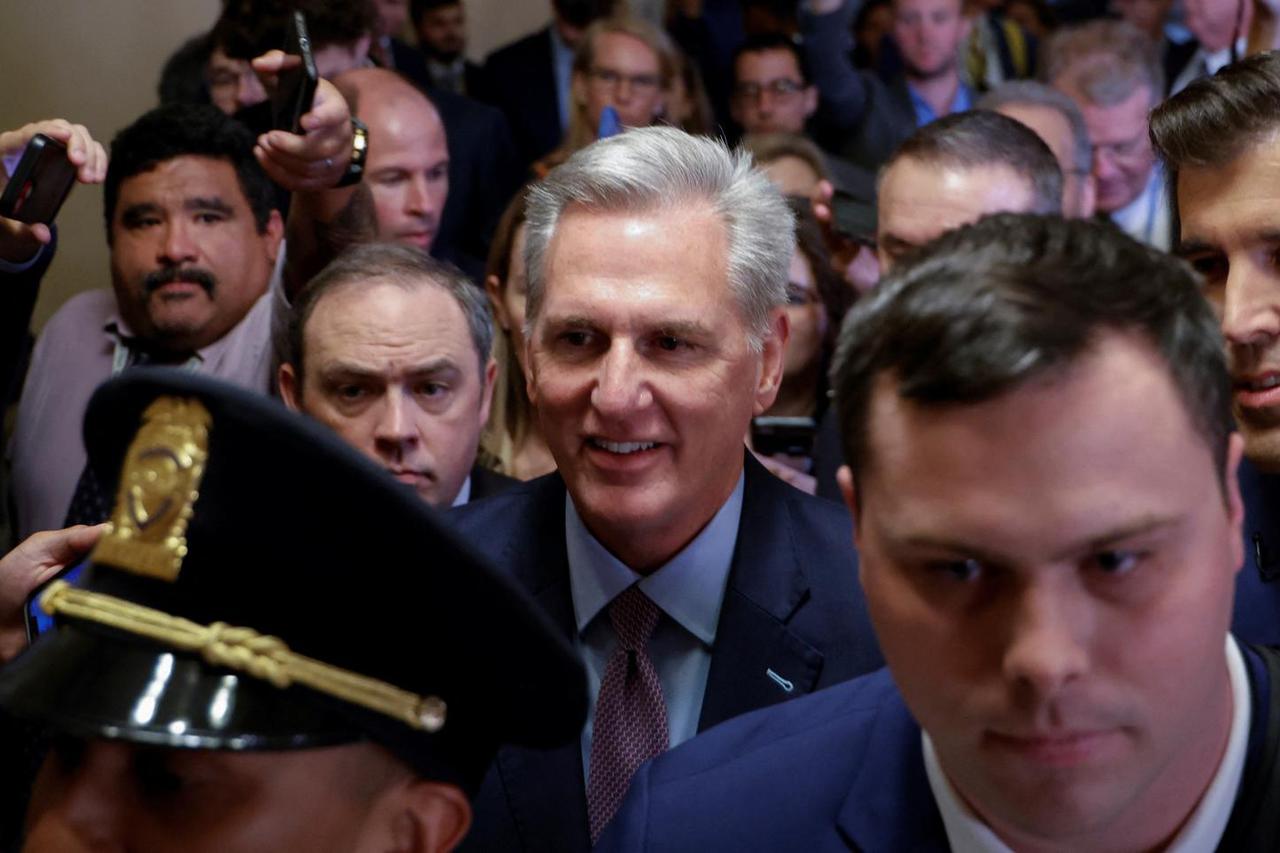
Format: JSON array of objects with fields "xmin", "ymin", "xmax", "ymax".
[{"xmin": 587, "ymin": 585, "xmax": 670, "ymax": 842}]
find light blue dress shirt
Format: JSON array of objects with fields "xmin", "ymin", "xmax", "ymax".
[
  {"xmin": 908, "ymin": 82, "xmax": 974, "ymax": 128},
  {"xmin": 566, "ymin": 473, "xmax": 745, "ymax": 785},
  {"xmin": 549, "ymin": 25, "xmax": 575, "ymax": 133}
]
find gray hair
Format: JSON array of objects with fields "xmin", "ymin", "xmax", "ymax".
[
  {"xmin": 523, "ymin": 126, "xmax": 795, "ymax": 351},
  {"xmin": 978, "ymin": 80, "xmax": 1093, "ymax": 177},
  {"xmin": 286, "ymin": 242, "xmax": 493, "ymax": 379},
  {"xmin": 1042, "ymin": 20, "xmax": 1164, "ymax": 107}
]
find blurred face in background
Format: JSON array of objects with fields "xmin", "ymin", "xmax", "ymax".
[
  {"xmin": 574, "ymin": 31, "xmax": 666, "ymax": 133},
  {"xmin": 892, "ymin": 0, "xmax": 971, "ymax": 80},
  {"xmin": 417, "ymin": 2, "xmax": 468, "ymax": 61}
]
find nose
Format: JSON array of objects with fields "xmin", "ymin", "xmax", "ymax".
[
  {"xmin": 25, "ymin": 742, "xmax": 129, "ymax": 852},
  {"xmin": 1221, "ymin": 258, "xmax": 1280, "ymax": 348},
  {"xmin": 1001, "ymin": 581, "xmax": 1089, "ymax": 703},
  {"xmin": 373, "ymin": 390, "xmax": 419, "ymax": 462},
  {"xmin": 404, "ymin": 174, "xmax": 433, "ymax": 220},
  {"xmin": 158, "ymin": 219, "xmax": 198, "ymax": 266},
  {"xmin": 590, "ymin": 342, "xmax": 651, "ymax": 419},
  {"xmin": 1092, "ymin": 149, "xmax": 1121, "ymax": 184}
]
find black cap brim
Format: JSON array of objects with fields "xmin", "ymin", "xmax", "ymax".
[{"xmin": 0, "ymin": 620, "xmax": 359, "ymax": 751}]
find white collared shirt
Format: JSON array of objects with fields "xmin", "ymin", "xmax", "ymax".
[{"xmin": 924, "ymin": 635, "xmax": 1251, "ymax": 853}]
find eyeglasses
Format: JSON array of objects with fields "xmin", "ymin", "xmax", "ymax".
[
  {"xmin": 587, "ymin": 67, "xmax": 663, "ymax": 93},
  {"xmin": 732, "ymin": 79, "xmax": 806, "ymax": 102},
  {"xmin": 786, "ymin": 282, "xmax": 819, "ymax": 306}
]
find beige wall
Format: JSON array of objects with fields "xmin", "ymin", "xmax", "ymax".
[
  {"xmin": 0, "ymin": 0, "xmax": 551, "ymax": 331},
  {"xmin": 0, "ymin": 1, "xmax": 223, "ymax": 330}
]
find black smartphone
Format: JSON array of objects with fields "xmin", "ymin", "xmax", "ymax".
[
  {"xmin": 0, "ymin": 134, "xmax": 77, "ymax": 225},
  {"xmin": 751, "ymin": 416, "xmax": 818, "ymax": 458},
  {"xmin": 271, "ymin": 10, "xmax": 319, "ymax": 133},
  {"xmin": 830, "ymin": 190, "xmax": 877, "ymax": 246}
]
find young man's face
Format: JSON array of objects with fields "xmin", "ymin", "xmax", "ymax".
[
  {"xmin": 730, "ymin": 48, "xmax": 817, "ymax": 135},
  {"xmin": 892, "ymin": 0, "xmax": 970, "ymax": 80},
  {"xmin": 1177, "ymin": 139, "xmax": 1280, "ymax": 471},
  {"xmin": 109, "ymin": 155, "xmax": 282, "ymax": 355},
  {"xmin": 845, "ymin": 333, "xmax": 1244, "ymax": 850},
  {"xmin": 23, "ymin": 738, "xmax": 470, "ymax": 852}
]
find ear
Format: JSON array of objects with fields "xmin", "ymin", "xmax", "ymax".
[
  {"xmin": 803, "ymin": 84, "xmax": 818, "ymax": 119},
  {"xmin": 836, "ymin": 464, "xmax": 861, "ymax": 542},
  {"xmin": 752, "ymin": 308, "xmax": 789, "ymax": 416},
  {"xmin": 1225, "ymin": 432, "xmax": 1246, "ymax": 578},
  {"xmin": 373, "ymin": 779, "xmax": 472, "ymax": 853},
  {"xmin": 478, "ymin": 356, "xmax": 497, "ymax": 428},
  {"xmin": 485, "ymin": 274, "xmax": 510, "ymax": 331},
  {"xmin": 278, "ymin": 362, "xmax": 302, "ymax": 412},
  {"xmin": 353, "ymin": 34, "xmax": 374, "ymax": 66},
  {"xmin": 263, "ymin": 209, "xmax": 285, "ymax": 265},
  {"xmin": 571, "ymin": 70, "xmax": 588, "ymax": 107}
]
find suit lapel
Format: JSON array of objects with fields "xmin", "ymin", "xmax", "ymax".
[
  {"xmin": 835, "ymin": 694, "xmax": 949, "ymax": 851},
  {"xmin": 698, "ymin": 456, "xmax": 826, "ymax": 731},
  {"xmin": 491, "ymin": 476, "xmax": 593, "ymax": 852}
]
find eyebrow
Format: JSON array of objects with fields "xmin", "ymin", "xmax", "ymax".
[
  {"xmin": 318, "ymin": 357, "xmax": 460, "ymax": 379},
  {"xmin": 541, "ymin": 315, "xmax": 716, "ymax": 338},
  {"xmin": 186, "ymin": 196, "xmax": 235, "ymax": 215},
  {"xmin": 1176, "ymin": 230, "xmax": 1280, "ymax": 256},
  {"xmin": 894, "ymin": 514, "xmax": 1182, "ymax": 565}
]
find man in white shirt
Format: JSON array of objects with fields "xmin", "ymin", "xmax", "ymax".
[{"xmin": 596, "ymin": 213, "xmax": 1280, "ymax": 852}]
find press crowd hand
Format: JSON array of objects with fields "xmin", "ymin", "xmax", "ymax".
[
  {"xmin": 250, "ymin": 49, "xmax": 354, "ymax": 192},
  {"xmin": 810, "ymin": 179, "xmax": 880, "ymax": 294},
  {"xmin": 0, "ymin": 119, "xmax": 106, "ymax": 262},
  {"xmin": 0, "ymin": 524, "xmax": 105, "ymax": 664}
]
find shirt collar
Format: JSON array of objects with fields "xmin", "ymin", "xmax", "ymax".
[
  {"xmin": 451, "ymin": 475, "xmax": 472, "ymax": 508},
  {"xmin": 922, "ymin": 634, "xmax": 1252, "ymax": 853},
  {"xmin": 1201, "ymin": 40, "xmax": 1245, "ymax": 76},
  {"xmin": 565, "ymin": 473, "xmax": 745, "ymax": 644}
]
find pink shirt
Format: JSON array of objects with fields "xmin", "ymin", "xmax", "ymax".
[{"xmin": 9, "ymin": 281, "xmax": 281, "ymax": 538}]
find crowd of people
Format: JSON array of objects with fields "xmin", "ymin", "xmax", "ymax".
[{"xmin": 2, "ymin": 0, "xmax": 1280, "ymax": 849}]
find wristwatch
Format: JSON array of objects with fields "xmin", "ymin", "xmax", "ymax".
[{"xmin": 335, "ymin": 118, "xmax": 368, "ymax": 188}]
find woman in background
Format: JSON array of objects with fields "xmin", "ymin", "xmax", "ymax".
[{"xmin": 481, "ymin": 188, "xmax": 557, "ymax": 480}]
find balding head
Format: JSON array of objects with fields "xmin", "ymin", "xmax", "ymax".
[{"xmin": 335, "ymin": 68, "xmax": 450, "ymax": 251}]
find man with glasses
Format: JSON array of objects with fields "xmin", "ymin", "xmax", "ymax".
[
  {"xmin": 1046, "ymin": 20, "xmax": 1171, "ymax": 249},
  {"xmin": 730, "ymin": 35, "xmax": 819, "ymax": 138}
]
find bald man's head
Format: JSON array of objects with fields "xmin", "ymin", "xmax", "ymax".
[{"xmin": 336, "ymin": 68, "xmax": 450, "ymax": 251}]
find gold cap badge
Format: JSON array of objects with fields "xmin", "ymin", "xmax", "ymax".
[{"xmin": 91, "ymin": 396, "xmax": 212, "ymax": 582}]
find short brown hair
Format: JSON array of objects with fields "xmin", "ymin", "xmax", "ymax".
[{"xmin": 1150, "ymin": 50, "xmax": 1280, "ymax": 183}]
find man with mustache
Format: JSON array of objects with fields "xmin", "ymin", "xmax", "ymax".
[
  {"xmin": 1151, "ymin": 52, "xmax": 1280, "ymax": 646},
  {"xmin": 8, "ymin": 94, "xmax": 353, "ymax": 539},
  {"xmin": 599, "ymin": 214, "xmax": 1278, "ymax": 851}
]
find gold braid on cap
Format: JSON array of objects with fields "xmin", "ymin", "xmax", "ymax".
[{"xmin": 39, "ymin": 581, "xmax": 447, "ymax": 733}]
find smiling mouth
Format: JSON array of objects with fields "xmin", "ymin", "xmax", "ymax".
[{"xmin": 589, "ymin": 439, "xmax": 657, "ymax": 454}]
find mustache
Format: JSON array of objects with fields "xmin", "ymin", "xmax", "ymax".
[{"xmin": 143, "ymin": 266, "xmax": 217, "ymax": 296}]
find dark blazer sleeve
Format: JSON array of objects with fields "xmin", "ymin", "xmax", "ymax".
[{"xmin": 0, "ymin": 230, "xmax": 54, "ymax": 409}]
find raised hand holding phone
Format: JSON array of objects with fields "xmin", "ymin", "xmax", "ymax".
[{"xmin": 0, "ymin": 119, "xmax": 106, "ymax": 261}]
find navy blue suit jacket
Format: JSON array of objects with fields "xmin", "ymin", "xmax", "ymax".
[
  {"xmin": 1230, "ymin": 459, "xmax": 1280, "ymax": 645},
  {"xmin": 448, "ymin": 454, "xmax": 883, "ymax": 852},
  {"xmin": 481, "ymin": 27, "xmax": 563, "ymax": 171},
  {"xmin": 599, "ymin": 646, "xmax": 1278, "ymax": 852}
]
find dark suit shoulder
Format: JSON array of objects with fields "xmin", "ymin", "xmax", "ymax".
[
  {"xmin": 484, "ymin": 26, "xmax": 552, "ymax": 71},
  {"xmin": 468, "ymin": 464, "xmax": 519, "ymax": 501},
  {"xmin": 598, "ymin": 670, "xmax": 909, "ymax": 852}
]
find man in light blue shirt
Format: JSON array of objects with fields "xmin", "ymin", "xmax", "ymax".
[{"xmin": 450, "ymin": 126, "xmax": 882, "ymax": 852}]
